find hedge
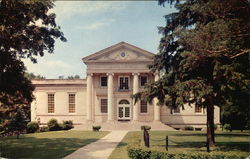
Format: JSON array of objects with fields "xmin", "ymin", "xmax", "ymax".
[
  {"xmin": 127, "ymin": 146, "xmax": 247, "ymax": 159},
  {"xmin": 27, "ymin": 121, "xmax": 39, "ymax": 133}
]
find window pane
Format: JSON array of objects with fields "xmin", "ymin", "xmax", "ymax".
[
  {"xmin": 100, "ymin": 99, "xmax": 107, "ymax": 113},
  {"xmin": 69, "ymin": 94, "xmax": 75, "ymax": 113},
  {"xmin": 48, "ymin": 94, "xmax": 54, "ymax": 113},
  {"xmin": 195, "ymin": 105, "xmax": 202, "ymax": 113},
  {"xmin": 101, "ymin": 76, "xmax": 107, "ymax": 87},
  {"xmin": 140, "ymin": 100, "xmax": 147, "ymax": 113},
  {"xmin": 119, "ymin": 77, "xmax": 129, "ymax": 90},
  {"xmin": 140, "ymin": 76, "xmax": 147, "ymax": 86}
]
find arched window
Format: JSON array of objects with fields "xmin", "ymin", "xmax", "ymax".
[{"xmin": 119, "ymin": 99, "xmax": 130, "ymax": 104}]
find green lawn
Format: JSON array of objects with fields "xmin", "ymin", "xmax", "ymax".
[
  {"xmin": 0, "ymin": 130, "xmax": 109, "ymax": 159},
  {"xmin": 109, "ymin": 131, "xmax": 250, "ymax": 159}
]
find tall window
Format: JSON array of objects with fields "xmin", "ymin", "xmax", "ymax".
[
  {"xmin": 119, "ymin": 77, "xmax": 129, "ymax": 90},
  {"xmin": 100, "ymin": 98, "xmax": 107, "ymax": 113},
  {"xmin": 100, "ymin": 76, "xmax": 107, "ymax": 87},
  {"xmin": 195, "ymin": 105, "xmax": 202, "ymax": 113},
  {"xmin": 140, "ymin": 76, "xmax": 148, "ymax": 87},
  {"xmin": 140, "ymin": 100, "xmax": 148, "ymax": 113},
  {"xmin": 48, "ymin": 94, "xmax": 54, "ymax": 113},
  {"xmin": 69, "ymin": 94, "xmax": 75, "ymax": 113}
]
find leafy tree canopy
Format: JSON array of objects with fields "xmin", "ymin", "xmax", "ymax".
[
  {"xmin": 134, "ymin": 0, "xmax": 250, "ymax": 146},
  {"xmin": 25, "ymin": 72, "xmax": 46, "ymax": 80},
  {"xmin": 0, "ymin": 0, "xmax": 66, "ymax": 106}
]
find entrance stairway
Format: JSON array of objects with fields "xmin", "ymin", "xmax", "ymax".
[{"xmin": 74, "ymin": 121, "xmax": 175, "ymax": 131}]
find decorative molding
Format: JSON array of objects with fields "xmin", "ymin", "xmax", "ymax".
[
  {"xmin": 106, "ymin": 72, "xmax": 114, "ymax": 76},
  {"xmin": 132, "ymin": 72, "xmax": 140, "ymax": 76}
]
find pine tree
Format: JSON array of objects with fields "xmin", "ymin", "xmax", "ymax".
[{"xmin": 134, "ymin": 0, "xmax": 250, "ymax": 147}]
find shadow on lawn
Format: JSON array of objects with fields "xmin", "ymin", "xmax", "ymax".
[
  {"xmin": 151, "ymin": 140, "xmax": 249, "ymax": 152},
  {"xmin": 170, "ymin": 132, "xmax": 250, "ymax": 137},
  {"xmin": 0, "ymin": 137, "xmax": 98, "ymax": 159}
]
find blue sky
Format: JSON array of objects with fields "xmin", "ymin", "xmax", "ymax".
[{"xmin": 23, "ymin": 1, "xmax": 176, "ymax": 79}]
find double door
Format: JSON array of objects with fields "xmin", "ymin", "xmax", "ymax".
[{"xmin": 117, "ymin": 104, "xmax": 131, "ymax": 120}]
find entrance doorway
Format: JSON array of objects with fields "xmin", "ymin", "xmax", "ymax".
[{"xmin": 117, "ymin": 99, "xmax": 131, "ymax": 121}]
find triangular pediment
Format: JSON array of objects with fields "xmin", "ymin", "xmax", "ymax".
[{"xmin": 82, "ymin": 42, "xmax": 155, "ymax": 63}]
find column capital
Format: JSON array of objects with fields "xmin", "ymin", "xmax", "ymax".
[
  {"xmin": 132, "ymin": 72, "xmax": 140, "ymax": 76},
  {"xmin": 106, "ymin": 72, "xmax": 114, "ymax": 76},
  {"xmin": 87, "ymin": 73, "xmax": 93, "ymax": 76},
  {"xmin": 153, "ymin": 72, "xmax": 160, "ymax": 76}
]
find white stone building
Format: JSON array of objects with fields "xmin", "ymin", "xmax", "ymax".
[{"xmin": 31, "ymin": 42, "xmax": 220, "ymax": 130}]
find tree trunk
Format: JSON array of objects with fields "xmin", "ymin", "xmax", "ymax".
[{"xmin": 207, "ymin": 97, "xmax": 215, "ymax": 147}]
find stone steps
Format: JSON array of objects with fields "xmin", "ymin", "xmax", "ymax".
[{"xmin": 73, "ymin": 121, "xmax": 175, "ymax": 131}]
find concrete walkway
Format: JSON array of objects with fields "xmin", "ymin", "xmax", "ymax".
[{"xmin": 63, "ymin": 131, "xmax": 128, "ymax": 159}]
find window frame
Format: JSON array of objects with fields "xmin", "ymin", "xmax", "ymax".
[
  {"xmin": 68, "ymin": 93, "xmax": 76, "ymax": 114},
  {"xmin": 140, "ymin": 75, "xmax": 148, "ymax": 87},
  {"xmin": 118, "ymin": 76, "xmax": 130, "ymax": 91},
  {"xmin": 194, "ymin": 105, "xmax": 203, "ymax": 114},
  {"xmin": 100, "ymin": 76, "xmax": 108, "ymax": 88},
  {"xmin": 140, "ymin": 100, "xmax": 148, "ymax": 114},
  {"xmin": 47, "ymin": 93, "xmax": 55, "ymax": 114},
  {"xmin": 100, "ymin": 97, "xmax": 108, "ymax": 114}
]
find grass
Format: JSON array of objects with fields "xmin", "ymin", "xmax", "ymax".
[
  {"xmin": 0, "ymin": 130, "xmax": 109, "ymax": 159},
  {"xmin": 109, "ymin": 131, "xmax": 250, "ymax": 159}
]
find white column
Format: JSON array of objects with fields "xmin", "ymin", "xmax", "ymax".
[
  {"xmin": 133, "ymin": 73, "xmax": 139, "ymax": 121},
  {"xmin": 154, "ymin": 73, "xmax": 161, "ymax": 121},
  {"xmin": 107, "ymin": 73, "xmax": 114, "ymax": 121},
  {"xmin": 86, "ymin": 73, "xmax": 93, "ymax": 121}
]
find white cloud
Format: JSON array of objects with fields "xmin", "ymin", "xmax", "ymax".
[
  {"xmin": 22, "ymin": 57, "xmax": 75, "ymax": 78},
  {"xmin": 76, "ymin": 19, "xmax": 115, "ymax": 30},
  {"xmin": 54, "ymin": 1, "xmax": 128, "ymax": 21}
]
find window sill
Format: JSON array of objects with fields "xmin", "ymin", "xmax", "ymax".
[
  {"xmin": 140, "ymin": 112, "xmax": 149, "ymax": 115},
  {"xmin": 118, "ymin": 89, "xmax": 131, "ymax": 92}
]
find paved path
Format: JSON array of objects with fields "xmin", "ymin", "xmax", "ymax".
[{"xmin": 63, "ymin": 131, "xmax": 128, "ymax": 159}]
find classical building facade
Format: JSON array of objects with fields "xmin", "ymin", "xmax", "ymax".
[{"xmin": 31, "ymin": 42, "xmax": 220, "ymax": 130}]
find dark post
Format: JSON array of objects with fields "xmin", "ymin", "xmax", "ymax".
[
  {"xmin": 165, "ymin": 136, "xmax": 168, "ymax": 151},
  {"xmin": 143, "ymin": 128, "xmax": 150, "ymax": 147},
  {"xmin": 207, "ymin": 124, "xmax": 210, "ymax": 152}
]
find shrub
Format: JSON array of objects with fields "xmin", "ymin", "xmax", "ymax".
[
  {"xmin": 62, "ymin": 120, "xmax": 74, "ymax": 130},
  {"xmin": 127, "ymin": 146, "xmax": 248, "ymax": 159},
  {"xmin": 27, "ymin": 121, "xmax": 39, "ymax": 133},
  {"xmin": 47, "ymin": 119, "xmax": 61, "ymax": 131},
  {"xmin": 214, "ymin": 124, "xmax": 218, "ymax": 130},
  {"xmin": 184, "ymin": 126, "xmax": 194, "ymax": 131},
  {"xmin": 40, "ymin": 126, "xmax": 49, "ymax": 132},
  {"xmin": 141, "ymin": 125, "xmax": 151, "ymax": 131},
  {"xmin": 92, "ymin": 126, "xmax": 101, "ymax": 131},
  {"xmin": 223, "ymin": 124, "xmax": 231, "ymax": 131}
]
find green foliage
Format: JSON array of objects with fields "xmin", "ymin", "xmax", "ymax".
[
  {"xmin": 27, "ymin": 121, "xmax": 39, "ymax": 133},
  {"xmin": 0, "ymin": 0, "xmax": 66, "ymax": 112},
  {"xmin": 47, "ymin": 119, "xmax": 60, "ymax": 131},
  {"xmin": 133, "ymin": 0, "xmax": 250, "ymax": 146},
  {"xmin": 223, "ymin": 124, "xmax": 232, "ymax": 131},
  {"xmin": 127, "ymin": 146, "xmax": 248, "ymax": 159},
  {"xmin": 214, "ymin": 124, "xmax": 218, "ymax": 131},
  {"xmin": 183, "ymin": 126, "xmax": 194, "ymax": 131},
  {"xmin": 141, "ymin": 125, "xmax": 151, "ymax": 131},
  {"xmin": 62, "ymin": 120, "xmax": 74, "ymax": 130},
  {"xmin": 40, "ymin": 126, "xmax": 49, "ymax": 132},
  {"xmin": 24, "ymin": 72, "xmax": 46, "ymax": 80},
  {"xmin": 8, "ymin": 108, "xmax": 28, "ymax": 138},
  {"xmin": 92, "ymin": 126, "xmax": 101, "ymax": 131}
]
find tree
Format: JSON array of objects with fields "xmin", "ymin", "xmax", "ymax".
[
  {"xmin": 25, "ymin": 72, "xmax": 46, "ymax": 80},
  {"xmin": 0, "ymin": 0, "xmax": 66, "ymax": 106},
  {"xmin": 0, "ymin": 0, "xmax": 66, "ymax": 133},
  {"xmin": 134, "ymin": 0, "xmax": 250, "ymax": 147},
  {"xmin": 67, "ymin": 75, "xmax": 80, "ymax": 79},
  {"xmin": 9, "ymin": 108, "xmax": 28, "ymax": 138}
]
